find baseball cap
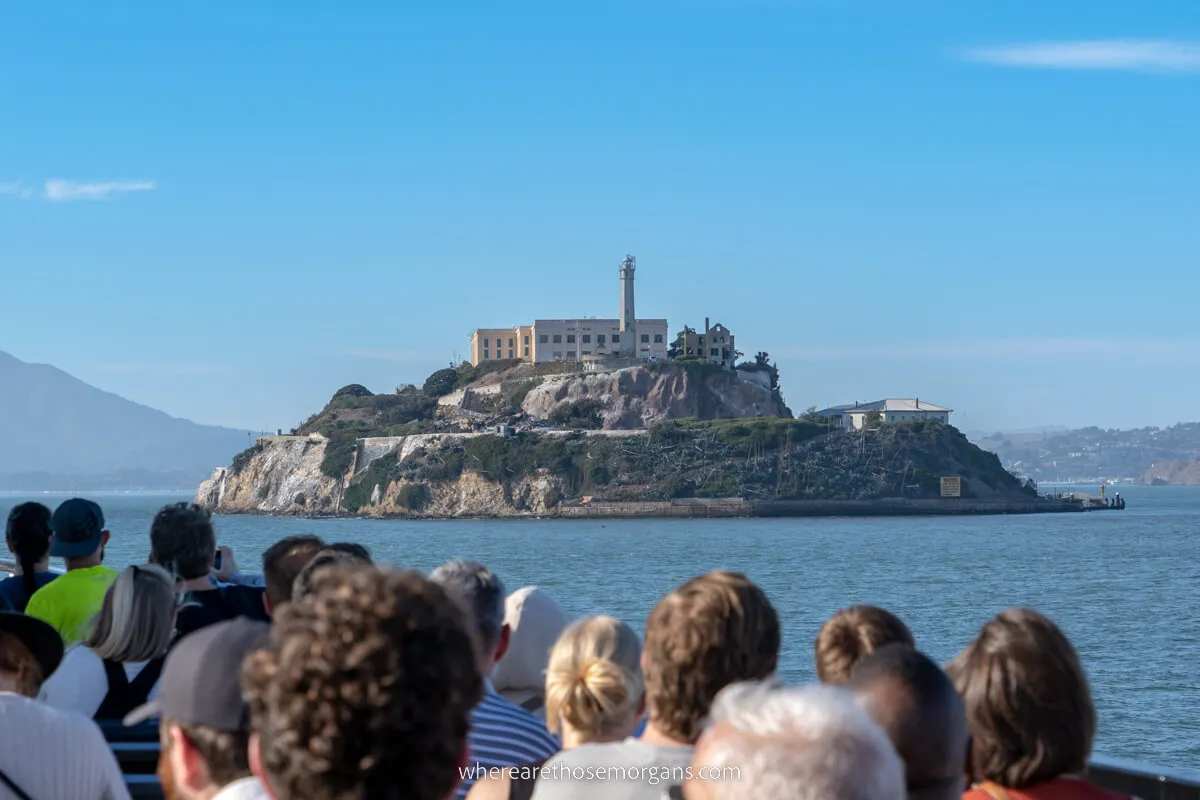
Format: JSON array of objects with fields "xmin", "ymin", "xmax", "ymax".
[
  {"xmin": 124, "ymin": 617, "xmax": 269, "ymax": 730},
  {"xmin": 49, "ymin": 498, "xmax": 106, "ymax": 558},
  {"xmin": 0, "ymin": 611, "xmax": 64, "ymax": 679}
]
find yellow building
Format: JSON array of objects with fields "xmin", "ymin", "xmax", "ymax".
[{"xmin": 470, "ymin": 325, "xmax": 533, "ymax": 365}]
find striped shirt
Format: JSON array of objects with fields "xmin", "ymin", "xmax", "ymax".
[{"xmin": 457, "ymin": 681, "xmax": 559, "ymax": 800}]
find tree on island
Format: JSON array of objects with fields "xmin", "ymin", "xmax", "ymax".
[
  {"xmin": 668, "ymin": 326, "xmax": 697, "ymax": 359},
  {"xmin": 863, "ymin": 410, "xmax": 883, "ymax": 428},
  {"xmin": 423, "ymin": 366, "xmax": 459, "ymax": 398},
  {"xmin": 753, "ymin": 351, "xmax": 781, "ymax": 392}
]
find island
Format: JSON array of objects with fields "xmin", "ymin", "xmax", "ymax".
[{"xmin": 195, "ymin": 359, "xmax": 1088, "ymax": 519}]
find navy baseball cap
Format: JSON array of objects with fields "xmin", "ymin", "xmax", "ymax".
[
  {"xmin": 49, "ymin": 498, "xmax": 106, "ymax": 558},
  {"xmin": 124, "ymin": 617, "xmax": 270, "ymax": 731}
]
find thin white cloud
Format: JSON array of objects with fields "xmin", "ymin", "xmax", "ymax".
[
  {"xmin": 773, "ymin": 338, "xmax": 1200, "ymax": 363},
  {"xmin": 0, "ymin": 181, "xmax": 34, "ymax": 199},
  {"xmin": 43, "ymin": 179, "xmax": 157, "ymax": 202},
  {"xmin": 959, "ymin": 39, "xmax": 1200, "ymax": 73}
]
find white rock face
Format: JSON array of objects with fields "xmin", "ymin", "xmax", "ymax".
[
  {"xmin": 521, "ymin": 364, "xmax": 789, "ymax": 429},
  {"xmin": 195, "ymin": 438, "xmax": 342, "ymax": 515}
]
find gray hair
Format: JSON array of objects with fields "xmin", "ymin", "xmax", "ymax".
[
  {"xmin": 700, "ymin": 682, "xmax": 905, "ymax": 800},
  {"xmin": 429, "ymin": 559, "xmax": 506, "ymax": 650},
  {"xmin": 86, "ymin": 564, "xmax": 177, "ymax": 662}
]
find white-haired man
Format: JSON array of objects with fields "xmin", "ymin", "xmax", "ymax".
[{"xmin": 683, "ymin": 682, "xmax": 905, "ymax": 800}]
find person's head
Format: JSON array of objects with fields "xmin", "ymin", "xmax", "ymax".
[
  {"xmin": 49, "ymin": 497, "xmax": 110, "ymax": 566},
  {"xmin": 291, "ymin": 547, "xmax": 371, "ymax": 602},
  {"xmin": 243, "ymin": 564, "xmax": 483, "ymax": 800},
  {"xmin": 492, "ymin": 586, "xmax": 573, "ymax": 701},
  {"xmin": 125, "ymin": 617, "xmax": 270, "ymax": 800},
  {"xmin": 848, "ymin": 645, "xmax": 968, "ymax": 800},
  {"xmin": 261, "ymin": 535, "xmax": 326, "ymax": 614},
  {"xmin": 85, "ymin": 564, "xmax": 177, "ymax": 664},
  {"xmin": 643, "ymin": 571, "xmax": 780, "ymax": 745},
  {"xmin": 327, "ymin": 541, "xmax": 372, "ymax": 562},
  {"xmin": 0, "ymin": 612, "xmax": 63, "ymax": 697},
  {"xmin": 5, "ymin": 502, "xmax": 52, "ymax": 599},
  {"xmin": 686, "ymin": 682, "xmax": 905, "ymax": 800},
  {"xmin": 150, "ymin": 503, "xmax": 216, "ymax": 581},
  {"xmin": 814, "ymin": 605, "xmax": 915, "ymax": 685},
  {"xmin": 946, "ymin": 608, "xmax": 1096, "ymax": 790},
  {"xmin": 429, "ymin": 558, "xmax": 509, "ymax": 672},
  {"xmin": 545, "ymin": 615, "xmax": 644, "ymax": 746}
]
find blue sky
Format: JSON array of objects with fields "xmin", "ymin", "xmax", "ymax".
[{"xmin": 2, "ymin": 0, "xmax": 1198, "ymax": 434}]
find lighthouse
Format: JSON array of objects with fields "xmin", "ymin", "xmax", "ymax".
[{"xmin": 619, "ymin": 254, "xmax": 636, "ymax": 357}]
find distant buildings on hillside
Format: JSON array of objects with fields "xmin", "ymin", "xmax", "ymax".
[
  {"xmin": 817, "ymin": 398, "xmax": 952, "ymax": 430},
  {"xmin": 468, "ymin": 255, "xmax": 736, "ymax": 370}
]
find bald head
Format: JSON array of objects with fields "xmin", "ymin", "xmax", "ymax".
[{"xmin": 848, "ymin": 645, "xmax": 968, "ymax": 800}]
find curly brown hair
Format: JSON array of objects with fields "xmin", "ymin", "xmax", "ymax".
[
  {"xmin": 643, "ymin": 571, "xmax": 780, "ymax": 744},
  {"xmin": 946, "ymin": 607, "xmax": 1096, "ymax": 790},
  {"xmin": 243, "ymin": 564, "xmax": 484, "ymax": 800},
  {"xmin": 814, "ymin": 605, "xmax": 914, "ymax": 685}
]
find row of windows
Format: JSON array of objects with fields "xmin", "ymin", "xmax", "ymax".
[
  {"xmin": 481, "ymin": 349, "xmax": 516, "ymax": 360},
  {"xmin": 540, "ymin": 333, "xmax": 620, "ymax": 345},
  {"xmin": 480, "ymin": 336, "xmax": 533, "ymax": 348}
]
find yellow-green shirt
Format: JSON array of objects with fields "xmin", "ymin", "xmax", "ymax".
[{"xmin": 24, "ymin": 565, "xmax": 119, "ymax": 647}]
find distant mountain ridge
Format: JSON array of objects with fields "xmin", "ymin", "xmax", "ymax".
[
  {"xmin": 974, "ymin": 423, "xmax": 1200, "ymax": 484},
  {"xmin": 0, "ymin": 350, "xmax": 252, "ymax": 489}
]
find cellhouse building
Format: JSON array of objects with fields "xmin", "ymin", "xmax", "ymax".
[{"xmin": 469, "ymin": 254, "xmax": 668, "ymax": 366}]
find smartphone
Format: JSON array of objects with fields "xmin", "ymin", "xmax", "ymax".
[{"xmin": 213, "ymin": 550, "xmax": 222, "ymax": 571}]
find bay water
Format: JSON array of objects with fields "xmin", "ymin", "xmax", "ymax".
[{"xmin": 4, "ymin": 485, "xmax": 1198, "ymax": 772}]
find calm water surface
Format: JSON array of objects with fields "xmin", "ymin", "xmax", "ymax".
[{"xmin": 4, "ymin": 485, "xmax": 1198, "ymax": 771}]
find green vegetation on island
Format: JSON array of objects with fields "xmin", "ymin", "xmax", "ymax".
[{"xmin": 338, "ymin": 417, "xmax": 1035, "ymax": 513}]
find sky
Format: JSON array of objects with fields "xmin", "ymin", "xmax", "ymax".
[{"xmin": 1, "ymin": 0, "xmax": 1198, "ymax": 434}]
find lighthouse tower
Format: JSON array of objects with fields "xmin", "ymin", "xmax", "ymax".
[{"xmin": 619, "ymin": 254, "xmax": 636, "ymax": 357}]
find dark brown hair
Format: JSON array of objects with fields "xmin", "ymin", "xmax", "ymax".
[
  {"xmin": 163, "ymin": 718, "xmax": 252, "ymax": 787},
  {"xmin": 814, "ymin": 605, "xmax": 914, "ymax": 684},
  {"xmin": 643, "ymin": 571, "xmax": 780, "ymax": 743},
  {"xmin": 261, "ymin": 535, "xmax": 326, "ymax": 608},
  {"xmin": 0, "ymin": 630, "xmax": 44, "ymax": 697},
  {"xmin": 946, "ymin": 607, "xmax": 1096, "ymax": 789},
  {"xmin": 150, "ymin": 502, "xmax": 216, "ymax": 580},
  {"xmin": 243, "ymin": 564, "xmax": 484, "ymax": 800}
]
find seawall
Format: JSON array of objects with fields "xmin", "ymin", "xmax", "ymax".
[{"xmin": 554, "ymin": 496, "xmax": 1079, "ymax": 519}]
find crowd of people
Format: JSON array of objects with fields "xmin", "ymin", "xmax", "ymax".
[{"xmin": 0, "ymin": 497, "xmax": 1138, "ymax": 800}]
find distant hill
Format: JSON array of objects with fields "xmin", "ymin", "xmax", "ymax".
[
  {"xmin": 975, "ymin": 423, "xmax": 1200, "ymax": 484},
  {"xmin": 0, "ymin": 350, "xmax": 252, "ymax": 489}
]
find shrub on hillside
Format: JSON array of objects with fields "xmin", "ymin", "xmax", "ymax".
[
  {"xmin": 423, "ymin": 368, "xmax": 459, "ymax": 398},
  {"xmin": 547, "ymin": 399, "xmax": 603, "ymax": 429},
  {"xmin": 230, "ymin": 443, "xmax": 262, "ymax": 475},
  {"xmin": 332, "ymin": 384, "xmax": 373, "ymax": 400}
]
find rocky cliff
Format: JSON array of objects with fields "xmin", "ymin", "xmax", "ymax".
[
  {"xmin": 196, "ymin": 419, "xmax": 1039, "ymax": 518},
  {"xmin": 195, "ymin": 436, "xmax": 343, "ymax": 514},
  {"xmin": 520, "ymin": 364, "xmax": 790, "ymax": 429},
  {"xmin": 1140, "ymin": 459, "xmax": 1200, "ymax": 485}
]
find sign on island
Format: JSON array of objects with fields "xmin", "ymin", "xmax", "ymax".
[{"xmin": 940, "ymin": 476, "xmax": 962, "ymax": 498}]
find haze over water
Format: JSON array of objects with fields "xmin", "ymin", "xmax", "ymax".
[{"xmin": 4, "ymin": 485, "xmax": 1198, "ymax": 772}]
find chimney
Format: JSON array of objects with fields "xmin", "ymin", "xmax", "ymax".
[
  {"xmin": 915, "ymin": 397, "xmax": 919, "ymax": 408},
  {"xmin": 855, "ymin": 401, "xmax": 859, "ymax": 408}
]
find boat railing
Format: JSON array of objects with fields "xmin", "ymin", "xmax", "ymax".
[{"xmin": 1085, "ymin": 755, "xmax": 1200, "ymax": 799}]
